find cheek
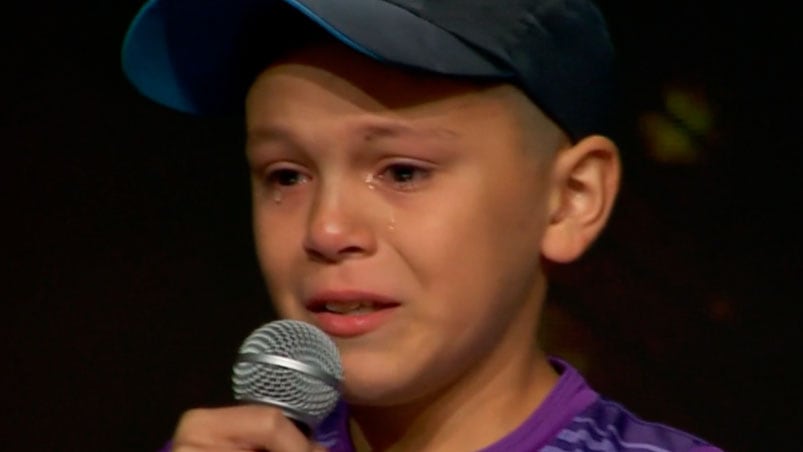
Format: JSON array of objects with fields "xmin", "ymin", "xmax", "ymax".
[
  {"xmin": 417, "ymin": 179, "xmax": 545, "ymax": 265},
  {"xmin": 485, "ymin": 168, "xmax": 551, "ymax": 257},
  {"xmin": 252, "ymin": 208, "xmax": 302, "ymax": 289},
  {"xmin": 387, "ymin": 203, "xmax": 476, "ymax": 291},
  {"xmin": 418, "ymin": 184, "xmax": 546, "ymax": 307},
  {"xmin": 393, "ymin": 189, "xmax": 538, "ymax": 297},
  {"xmin": 253, "ymin": 218, "xmax": 311, "ymax": 320}
]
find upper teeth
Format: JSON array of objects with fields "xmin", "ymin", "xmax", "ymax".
[{"xmin": 325, "ymin": 301, "xmax": 374, "ymax": 313}]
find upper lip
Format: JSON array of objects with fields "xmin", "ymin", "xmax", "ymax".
[{"xmin": 305, "ymin": 289, "xmax": 401, "ymax": 312}]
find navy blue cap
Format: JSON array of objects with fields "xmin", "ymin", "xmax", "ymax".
[{"xmin": 122, "ymin": 0, "xmax": 614, "ymax": 140}]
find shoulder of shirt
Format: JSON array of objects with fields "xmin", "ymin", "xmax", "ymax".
[{"xmin": 540, "ymin": 396, "xmax": 725, "ymax": 452}]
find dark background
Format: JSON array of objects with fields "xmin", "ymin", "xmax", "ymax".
[{"xmin": 4, "ymin": 1, "xmax": 800, "ymax": 450}]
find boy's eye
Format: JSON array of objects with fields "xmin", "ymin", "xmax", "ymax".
[
  {"xmin": 267, "ymin": 168, "xmax": 308, "ymax": 187},
  {"xmin": 377, "ymin": 163, "xmax": 431, "ymax": 191}
]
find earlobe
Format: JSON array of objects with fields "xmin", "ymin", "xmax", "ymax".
[{"xmin": 541, "ymin": 135, "xmax": 620, "ymax": 263}]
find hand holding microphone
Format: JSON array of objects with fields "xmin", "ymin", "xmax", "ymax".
[{"xmin": 171, "ymin": 320, "xmax": 343, "ymax": 451}]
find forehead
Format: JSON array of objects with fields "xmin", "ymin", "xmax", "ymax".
[
  {"xmin": 245, "ymin": 42, "xmax": 566, "ymax": 152},
  {"xmin": 250, "ymin": 44, "xmax": 495, "ymax": 113}
]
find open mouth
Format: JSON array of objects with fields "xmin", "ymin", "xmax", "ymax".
[
  {"xmin": 305, "ymin": 293, "xmax": 401, "ymax": 336},
  {"xmin": 308, "ymin": 300, "xmax": 399, "ymax": 315}
]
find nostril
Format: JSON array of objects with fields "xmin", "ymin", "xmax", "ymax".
[
  {"xmin": 339, "ymin": 245, "xmax": 366, "ymax": 255},
  {"xmin": 304, "ymin": 243, "xmax": 368, "ymax": 263},
  {"xmin": 304, "ymin": 246, "xmax": 333, "ymax": 263},
  {"xmin": 302, "ymin": 194, "xmax": 377, "ymax": 261}
]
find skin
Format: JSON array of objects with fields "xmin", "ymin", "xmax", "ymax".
[{"xmin": 172, "ymin": 41, "xmax": 620, "ymax": 452}]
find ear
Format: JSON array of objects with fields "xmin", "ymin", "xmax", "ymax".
[{"xmin": 541, "ymin": 135, "xmax": 621, "ymax": 263}]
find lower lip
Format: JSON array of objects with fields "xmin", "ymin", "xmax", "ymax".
[{"xmin": 312, "ymin": 307, "xmax": 397, "ymax": 337}]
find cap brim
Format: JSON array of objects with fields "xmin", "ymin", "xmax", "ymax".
[{"xmin": 122, "ymin": 0, "xmax": 507, "ymax": 115}]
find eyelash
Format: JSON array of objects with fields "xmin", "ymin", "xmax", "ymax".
[
  {"xmin": 266, "ymin": 168, "xmax": 308, "ymax": 187},
  {"xmin": 375, "ymin": 162, "xmax": 432, "ymax": 192},
  {"xmin": 261, "ymin": 160, "xmax": 433, "ymax": 194},
  {"xmin": 261, "ymin": 165, "xmax": 310, "ymax": 199}
]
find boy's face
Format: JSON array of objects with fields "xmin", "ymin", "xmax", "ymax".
[{"xmin": 246, "ymin": 43, "xmax": 566, "ymax": 405}]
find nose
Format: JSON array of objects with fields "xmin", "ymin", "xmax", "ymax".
[{"xmin": 303, "ymin": 182, "xmax": 377, "ymax": 263}]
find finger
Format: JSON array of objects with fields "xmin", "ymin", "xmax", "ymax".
[{"xmin": 172, "ymin": 405, "xmax": 313, "ymax": 451}]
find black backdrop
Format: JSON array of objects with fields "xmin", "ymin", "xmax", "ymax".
[{"xmin": 4, "ymin": 1, "xmax": 800, "ymax": 450}]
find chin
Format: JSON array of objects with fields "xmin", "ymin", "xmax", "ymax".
[
  {"xmin": 342, "ymin": 380, "xmax": 416, "ymax": 407},
  {"xmin": 339, "ymin": 356, "xmax": 429, "ymax": 407}
]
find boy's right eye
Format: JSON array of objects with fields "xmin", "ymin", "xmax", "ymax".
[{"xmin": 267, "ymin": 168, "xmax": 307, "ymax": 187}]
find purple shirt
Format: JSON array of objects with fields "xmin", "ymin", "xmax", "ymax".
[{"xmin": 314, "ymin": 358, "xmax": 723, "ymax": 452}]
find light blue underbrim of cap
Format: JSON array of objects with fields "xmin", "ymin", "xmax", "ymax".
[{"xmin": 122, "ymin": 0, "xmax": 508, "ymax": 116}]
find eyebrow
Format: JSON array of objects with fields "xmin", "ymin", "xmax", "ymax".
[
  {"xmin": 246, "ymin": 119, "xmax": 460, "ymax": 152},
  {"xmin": 246, "ymin": 126, "xmax": 294, "ymax": 147},
  {"xmin": 357, "ymin": 121, "xmax": 459, "ymax": 142}
]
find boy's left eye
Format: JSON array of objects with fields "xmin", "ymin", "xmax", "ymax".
[{"xmin": 377, "ymin": 163, "xmax": 431, "ymax": 191}]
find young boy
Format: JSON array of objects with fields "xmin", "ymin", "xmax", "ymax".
[{"xmin": 122, "ymin": 0, "xmax": 723, "ymax": 450}]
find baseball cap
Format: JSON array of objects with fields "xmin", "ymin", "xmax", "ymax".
[{"xmin": 122, "ymin": 0, "xmax": 614, "ymax": 140}]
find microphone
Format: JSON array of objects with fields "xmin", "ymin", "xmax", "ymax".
[{"xmin": 231, "ymin": 319, "xmax": 343, "ymax": 435}]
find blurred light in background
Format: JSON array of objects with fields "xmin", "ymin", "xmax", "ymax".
[{"xmin": 639, "ymin": 83, "xmax": 716, "ymax": 165}]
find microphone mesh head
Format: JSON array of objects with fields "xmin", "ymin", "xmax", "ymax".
[{"xmin": 232, "ymin": 320, "xmax": 343, "ymax": 428}]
